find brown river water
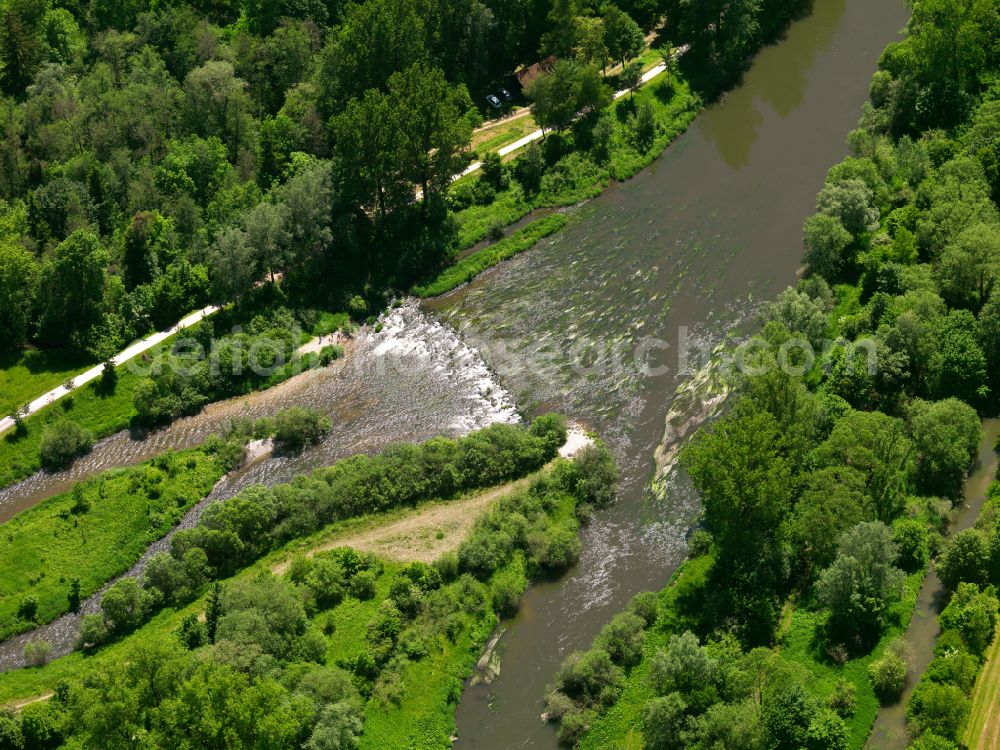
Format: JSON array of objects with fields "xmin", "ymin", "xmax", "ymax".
[
  {"xmin": 428, "ymin": 0, "xmax": 910, "ymax": 745},
  {"xmin": 0, "ymin": 0, "xmax": 911, "ymax": 743}
]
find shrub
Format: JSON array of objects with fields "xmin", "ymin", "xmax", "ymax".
[
  {"xmin": 346, "ymin": 295, "xmax": 367, "ymax": 319},
  {"xmin": 349, "ymin": 570, "xmax": 377, "ymax": 600},
  {"xmin": 595, "ymin": 612, "xmax": 645, "ymax": 667},
  {"xmin": 529, "ymin": 413, "xmax": 568, "ymax": 454},
  {"xmin": 305, "ymin": 557, "xmax": 347, "ymax": 607},
  {"xmin": 828, "ymin": 679, "xmax": 857, "ymax": 718},
  {"xmin": 869, "ymin": 645, "xmax": 908, "ymax": 703},
  {"xmin": 554, "ymin": 648, "xmax": 624, "ymax": 708},
  {"xmin": 23, "ymin": 640, "xmax": 51, "ymax": 667},
  {"xmin": 101, "ymin": 578, "xmax": 158, "ymax": 634},
  {"xmin": 273, "ymin": 407, "xmax": 331, "ymax": 452},
  {"xmin": 641, "ymin": 693, "xmax": 687, "ymax": 750},
  {"xmin": 39, "ymin": 419, "xmax": 94, "ymax": 471},
  {"xmin": 77, "ymin": 614, "xmax": 109, "ymax": 649},
  {"xmin": 627, "ymin": 591, "xmax": 658, "ymax": 627},
  {"xmin": 893, "ymin": 518, "xmax": 929, "ymax": 571},
  {"xmin": 557, "ymin": 707, "xmax": 593, "ymax": 747},
  {"xmin": 937, "ymin": 529, "xmax": 990, "ymax": 591},
  {"xmin": 938, "ymin": 582, "xmax": 999, "ymax": 657},
  {"xmin": 907, "ymin": 681, "xmax": 969, "ymax": 740},
  {"xmin": 491, "ymin": 570, "xmax": 526, "ymax": 618},
  {"xmin": 688, "ymin": 529, "xmax": 713, "ymax": 557},
  {"xmin": 909, "ymin": 733, "xmax": 960, "ymax": 750},
  {"xmin": 17, "ymin": 596, "xmax": 38, "ymax": 621},
  {"xmin": 174, "ymin": 614, "xmax": 208, "ymax": 649},
  {"xmin": 532, "ymin": 526, "xmax": 581, "ymax": 571}
]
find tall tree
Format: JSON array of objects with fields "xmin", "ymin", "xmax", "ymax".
[
  {"xmin": 603, "ymin": 5, "xmax": 645, "ymax": 69},
  {"xmin": 0, "ymin": 237, "xmax": 38, "ymax": 349},
  {"xmin": 388, "ymin": 62, "xmax": 478, "ymax": 204},
  {"xmin": 0, "ymin": 8, "xmax": 43, "ymax": 98},
  {"xmin": 36, "ymin": 230, "xmax": 108, "ymax": 348}
]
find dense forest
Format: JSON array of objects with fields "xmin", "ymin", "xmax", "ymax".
[
  {"xmin": 0, "ymin": 0, "xmax": 810, "ymax": 360},
  {"xmin": 547, "ymin": 0, "xmax": 1000, "ymax": 748}
]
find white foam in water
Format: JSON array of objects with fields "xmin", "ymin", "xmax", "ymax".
[{"xmin": 366, "ymin": 300, "xmax": 519, "ymax": 430}]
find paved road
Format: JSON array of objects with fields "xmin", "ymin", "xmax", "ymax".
[
  {"xmin": 0, "ymin": 304, "xmax": 220, "ymax": 436},
  {"xmin": 455, "ymin": 57, "xmax": 680, "ymax": 181}
]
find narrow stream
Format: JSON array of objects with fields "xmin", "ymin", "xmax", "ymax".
[
  {"xmin": 428, "ymin": 0, "xmax": 910, "ymax": 746},
  {"xmin": 865, "ymin": 419, "xmax": 1000, "ymax": 750},
  {"xmin": 0, "ymin": 302, "xmax": 515, "ymax": 523}
]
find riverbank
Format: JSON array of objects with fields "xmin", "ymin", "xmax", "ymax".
[
  {"xmin": 0, "ymin": 423, "xmax": 613, "ymax": 750},
  {"xmin": 445, "ymin": 0, "xmax": 910, "ymax": 745},
  {"xmin": 0, "ymin": 304, "xmax": 343, "ymax": 494},
  {"xmin": 0, "ymin": 447, "xmax": 229, "ymax": 644}
]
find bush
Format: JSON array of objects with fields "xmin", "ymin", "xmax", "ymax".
[
  {"xmin": 22, "ymin": 640, "xmax": 51, "ymax": 667},
  {"xmin": 529, "ymin": 413, "xmax": 568, "ymax": 454},
  {"xmin": 557, "ymin": 707, "xmax": 593, "ymax": 747},
  {"xmin": 828, "ymin": 679, "xmax": 857, "ymax": 718},
  {"xmin": 77, "ymin": 614, "xmax": 109, "ymax": 649},
  {"xmin": 175, "ymin": 614, "xmax": 208, "ymax": 649},
  {"xmin": 554, "ymin": 648, "xmax": 624, "ymax": 708},
  {"xmin": 273, "ymin": 407, "xmax": 331, "ymax": 452},
  {"xmin": 305, "ymin": 557, "xmax": 347, "ymax": 607},
  {"xmin": 565, "ymin": 442, "xmax": 619, "ymax": 508},
  {"xmin": 641, "ymin": 693, "xmax": 687, "ymax": 750},
  {"xmin": 491, "ymin": 569, "xmax": 526, "ymax": 617},
  {"xmin": 869, "ymin": 644, "xmax": 908, "ymax": 703},
  {"xmin": 17, "ymin": 596, "xmax": 38, "ymax": 621},
  {"xmin": 39, "ymin": 419, "xmax": 94, "ymax": 471},
  {"xmin": 907, "ymin": 681, "xmax": 969, "ymax": 740},
  {"xmin": 893, "ymin": 518, "xmax": 929, "ymax": 571},
  {"xmin": 595, "ymin": 612, "xmax": 645, "ymax": 667},
  {"xmin": 627, "ymin": 591, "xmax": 658, "ymax": 627},
  {"xmin": 349, "ymin": 570, "xmax": 377, "ymax": 600},
  {"xmin": 937, "ymin": 529, "xmax": 990, "ymax": 591}
]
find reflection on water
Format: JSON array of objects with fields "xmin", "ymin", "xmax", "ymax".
[
  {"xmin": 440, "ymin": 0, "xmax": 909, "ymax": 747},
  {"xmin": 697, "ymin": 0, "xmax": 847, "ymax": 169}
]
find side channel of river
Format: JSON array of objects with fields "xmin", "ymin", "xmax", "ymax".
[
  {"xmin": 866, "ymin": 420, "xmax": 1000, "ymax": 750},
  {"xmin": 429, "ymin": 0, "xmax": 912, "ymax": 746}
]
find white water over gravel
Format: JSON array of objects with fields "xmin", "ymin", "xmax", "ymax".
[{"xmin": 0, "ymin": 300, "xmax": 517, "ymax": 670}]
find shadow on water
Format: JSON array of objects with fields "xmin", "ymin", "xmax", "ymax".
[
  {"xmin": 431, "ymin": 0, "xmax": 910, "ymax": 747},
  {"xmin": 697, "ymin": 0, "xmax": 848, "ymax": 169}
]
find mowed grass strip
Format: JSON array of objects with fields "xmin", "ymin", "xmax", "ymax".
[
  {"xmin": 964, "ymin": 630, "xmax": 1000, "ymax": 749},
  {"xmin": 0, "ymin": 448, "xmax": 225, "ymax": 642},
  {"xmin": 413, "ymin": 214, "xmax": 569, "ymax": 298},
  {"xmin": 0, "ymin": 349, "xmax": 94, "ymax": 418}
]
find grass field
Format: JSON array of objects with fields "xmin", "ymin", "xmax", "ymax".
[
  {"xmin": 472, "ymin": 114, "xmax": 536, "ymax": 156},
  {"xmin": 0, "ymin": 349, "xmax": 94, "ymax": 418},
  {"xmin": 0, "ymin": 474, "xmax": 577, "ymax": 750},
  {"xmin": 0, "ymin": 363, "xmax": 148, "ymax": 490},
  {"xmin": 963, "ymin": 628, "xmax": 1000, "ymax": 749},
  {"xmin": 0, "ymin": 448, "xmax": 225, "ymax": 642},
  {"xmin": 414, "ymin": 214, "xmax": 569, "ymax": 297}
]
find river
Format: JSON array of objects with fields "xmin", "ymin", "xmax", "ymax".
[
  {"xmin": 427, "ymin": 0, "xmax": 910, "ymax": 746},
  {"xmin": 0, "ymin": 0, "xmax": 910, "ymax": 737}
]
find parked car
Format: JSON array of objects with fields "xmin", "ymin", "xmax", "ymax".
[
  {"xmin": 498, "ymin": 87, "xmax": 513, "ymax": 102},
  {"xmin": 485, "ymin": 94, "xmax": 502, "ymax": 109}
]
